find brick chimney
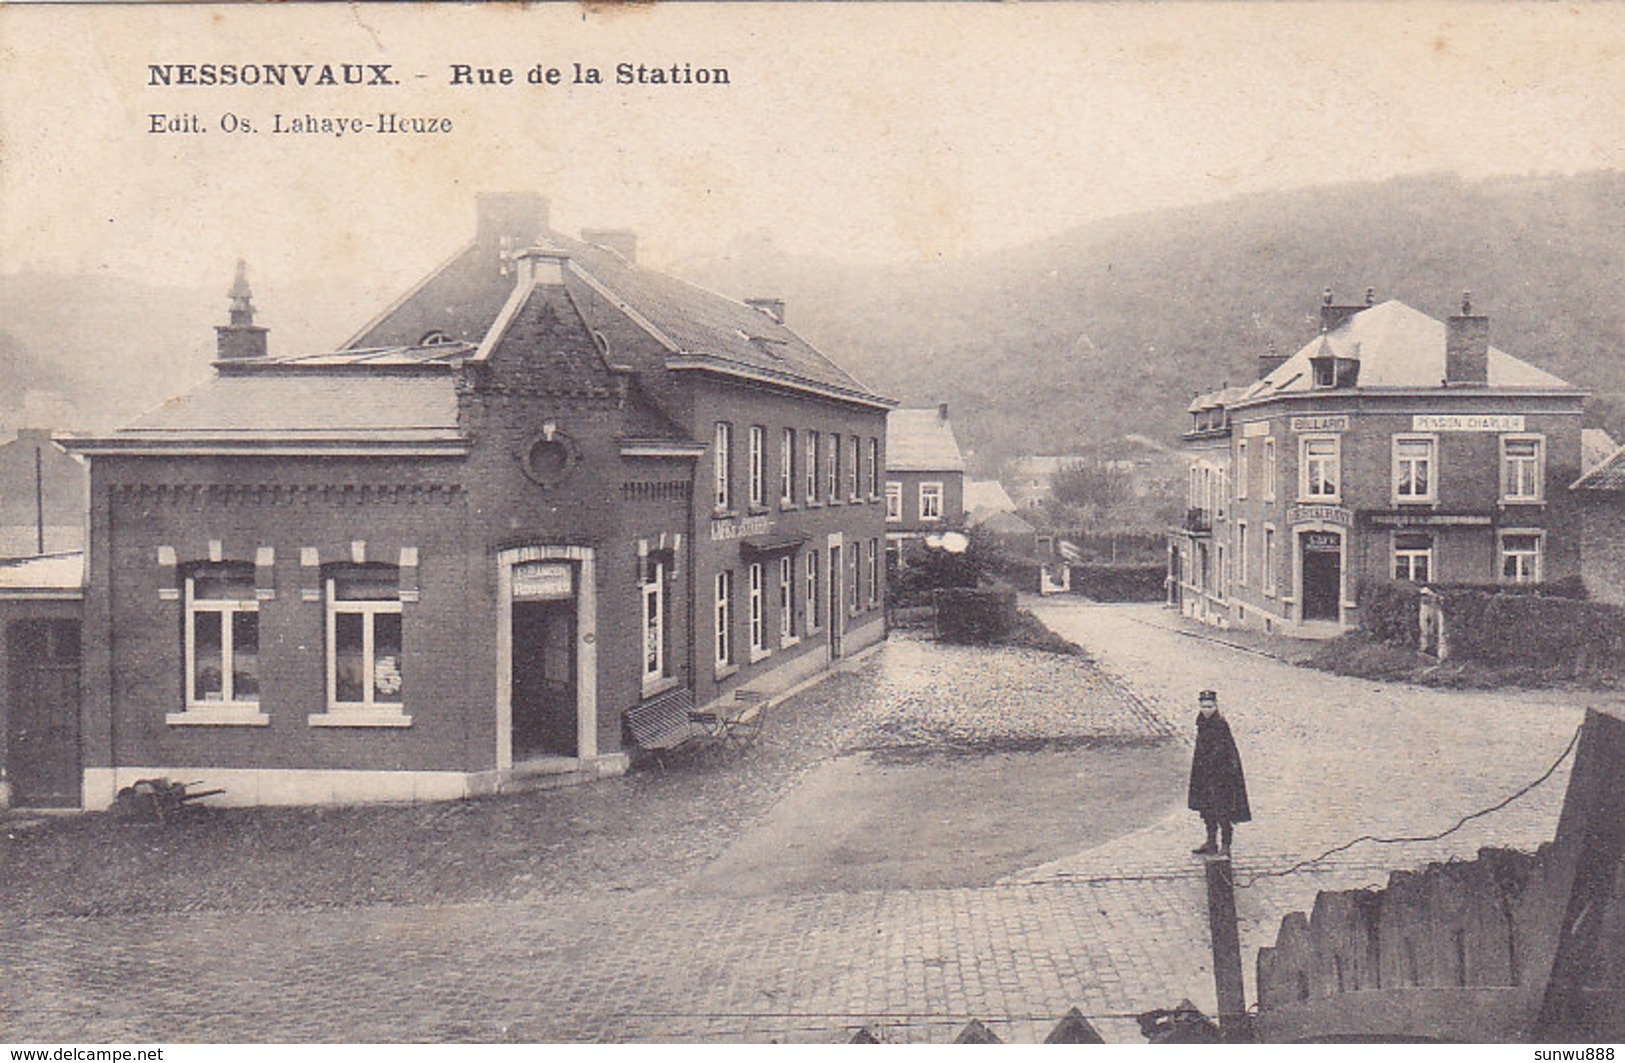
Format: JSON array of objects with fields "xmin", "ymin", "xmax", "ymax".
[
  {"xmin": 1318, "ymin": 286, "xmax": 1372, "ymax": 333},
  {"xmin": 215, "ymin": 259, "xmax": 268, "ymax": 360},
  {"xmin": 580, "ymin": 228, "xmax": 637, "ymax": 264},
  {"xmin": 745, "ymin": 298, "xmax": 785, "ymax": 325},
  {"xmin": 938, "ymin": 402, "xmax": 950, "ymax": 423},
  {"xmin": 512, "ymin": 245, "xmax": 570, "ymax": 289},
  {"xmin": 1257, "ymin": 338, "xmax": 1288, "ymax": 380},
  {"xmin": 476, "ymin": 192, "xmax": 549, "ymax": 254},
  {"xmin": 1445, "ymin": 291, "xmax": 1489, "ymax": 386}
]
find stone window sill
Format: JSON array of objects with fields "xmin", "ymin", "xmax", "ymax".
[
  {"xmin": 641, "ymin": 675, "xmax": 681, "ymax": 699},
  {"xmin": 749, "ymin": 647, "xmax": 772, "ymax": 664},
  {"xmin": 714, "ymin": 662, "xmax": 739, "ymax": 681},
  {"xmin": 168, "ymin": 707, "xmax": 270, "ymax": 727},
  {"xmin": 308, "ymin": 710, "xmax": 413, "ymax": 728}
]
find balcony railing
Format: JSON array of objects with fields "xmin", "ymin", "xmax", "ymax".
[{"xmin": 1184, "ymin": 508, "xmax": 1213, "ymax": 533}]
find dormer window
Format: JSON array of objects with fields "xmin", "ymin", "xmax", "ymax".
[{"xmin": 1312, "ymin": 358, "xmax": 1336, "ymax": 388}]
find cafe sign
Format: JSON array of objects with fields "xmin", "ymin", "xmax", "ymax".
[
  {"xmin": 512, "ymin": 561, "xmax": 573, "ymax": 600},
  {"xmin": 1287, "ymin": 505, "xmax": 1352, "ymax": 527},
  {"xmin": 710, "ymin": 514, "xmax": 772, "ymax": 542},
  {"xmin": 1290, "ymin": 414, "xmax": 1350, "ymax": 433}
]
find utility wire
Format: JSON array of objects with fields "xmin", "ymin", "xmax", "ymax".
[{"xmin": 1237, "ymin": 721, "xmax": 1583, "ymax": 888}]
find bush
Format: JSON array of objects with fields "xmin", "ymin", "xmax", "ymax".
[
  {"xmin": 934, "ymin": 586, "xmax": 1018, "ymax": 644},
  {"xmin": 1070, "ymin": 563, "xmax": 1166, "ymax": 602},
  {"xmin": 1360, "ymin": 580, "xmax": 1423, "ymax": 649}
]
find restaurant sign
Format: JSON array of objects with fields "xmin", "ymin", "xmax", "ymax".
[
  {"xmin": 1287, "ymin": 505, "xmax": 1352, "ymax": 527},
  {"xmin": 710, "ymin": 514, "xmax": 772, "ymax": 541}
]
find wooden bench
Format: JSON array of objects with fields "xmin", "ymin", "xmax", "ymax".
[{"xmin": 623, "ymin": 686, "xmax": 703, "ymax": 763}]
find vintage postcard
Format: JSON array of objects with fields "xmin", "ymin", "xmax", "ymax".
[{"xmin": 2, "ymin": 1, "xmax": 1623, "ymax": 1048}]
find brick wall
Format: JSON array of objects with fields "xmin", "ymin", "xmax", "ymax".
[{"xmin": 885, "ymin": 469, "xmax": 965, "ymax": 533}]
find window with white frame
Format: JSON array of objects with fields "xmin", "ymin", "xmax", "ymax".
[
  {"xmin": 748, "ymin": 562, "xmax": 766, "ymax": 656},
  {"xmin": 715, "ymin": 569, "xmax": 734, "ymax": 667},
  {"xmin": 748, "ymin": 425, "xmax": 766, "ymax": 509},
  {"xmin": 1393, "ymin": 435, "xmax": 1436, "ymax": 502},
  {"xmin": 827, "ymin": 433, "xmax": 839, "ymax": 502},
  {"xmin": 885, "ymin": 482, "xmax": 903, "ymax": 522},
  {"xmin": 1237, "ymin": 441, "xmax": 1249, "ymax": 500},
  {"xmin": 1392, "ymin": 532, "xmax": 1433, "ymax": 583},
  {"xmin": 642, "ymin": 560, "xmax": 666, "ymax": 686},
  {"xmin": 1501, "ymin": 435, "xmax": 1544, "ymax": 502},
  {"xmin": 781, "ymin": 428, "xmax": 795, "ymax": 505},
  {"xmin": 867, "ymin": 538, "xmax": 880, "ymax": 605},
  {"xmin": 1263, "ymin": 525, "xmax": 1277, "ymax": 597},
  {"xmin": 184, "ymin": 563, "xmax": 260, "ymax": 711},
  {"xmin": 714, "ymin": 421, "xmax": 733, "ymax": 511},
  {"xmin": 779, "ymin": 555, "xmax": 795, "ymax": 643},
  {"xmin": 805, "ymin": 431, "xmax": 820, "ymax": 503},
  {"xmin": 867, "ymin": 438, "xmax": 879, "ymax": 497},
  {"xmin": 848, "ymin": 436, "xmax": 861, "ymax": 500},
  {"xmin": 1264, "ymin": 438, "xmax": 1277, "ymax": 501},
  {"xmin": 1235, "ymin": 521, "xmax": 1248, "ymax": 585},
  {"xmin": 805, "ymin": 550, "xmax": 820, "ymax": 632},
  {"xmin": 920, "ymin": 482, "xmax": 944, "ymax": 521},
  {"xmin": 1500, "ymin": 532, "xmax": 1542, "ymax": 584},
  {"xmin": 1301, "ymin": 436, "xmax": 1340, "ymax": 500},
  {"xmin": 848, "ymin": 544, "xmax": 860, "ymax": 614},
  {"xmin": 327, "ymin": 565, "xmax": 404, "ymax": 712}
]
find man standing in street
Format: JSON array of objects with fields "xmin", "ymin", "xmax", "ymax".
[{"xmin": 1189, "ymin": 689, "xmax": 1250, "ymax": 857}]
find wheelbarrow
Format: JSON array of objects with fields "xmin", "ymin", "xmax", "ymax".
[{"xmin": 113, "ymin": 778, "xmax": 225, "ymax": 823}]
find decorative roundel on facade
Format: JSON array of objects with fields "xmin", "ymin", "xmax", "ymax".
[{"xmin": 522, "ymin": 430, "xmax": 581, "ymax": 487}]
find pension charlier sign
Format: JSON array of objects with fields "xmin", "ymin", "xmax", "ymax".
[{"xmin": 710, "ymin": 514, "xmax": 772, "ymax": 542}]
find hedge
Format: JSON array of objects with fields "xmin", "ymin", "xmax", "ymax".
[
  {"xmin": 1359, "ymin": 578, "xmax": 1625, "ymax": 672},
  {"xmin": 1069, "ymin": 563, "xmax": 1167, "ymax": 602},
  {"xmin": 934, "ymin": 586, "xmax": 1018, "ymax": 644}
]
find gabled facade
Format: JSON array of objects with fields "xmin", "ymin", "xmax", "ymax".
[
  {"xmin": 884, "ymin": 404, "xmax": 966, "ymax": 544},
  {"xmin": 66, "ymin": 193, "xmax": 891, "ymax": 808},
  {"xmin": 1170, "ymin": 292, "xmax": 1586, "ymax": 633}
]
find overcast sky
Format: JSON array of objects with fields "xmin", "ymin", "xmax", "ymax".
[{"xmin": 4, "ymin": 2, "xmax": 1625, "ymax": 303}]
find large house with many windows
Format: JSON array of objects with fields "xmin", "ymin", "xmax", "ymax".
[
  {"xmin": 64, "ymin": 193, "xmax": 891, "ymax": 808},
  {"xmin": 1169, "ymin": 291, "xmax": 1586, "ymax": 633}
]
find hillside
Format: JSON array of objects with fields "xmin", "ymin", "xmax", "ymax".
[
  {"xmin": 4, "ymin": 172, "xmax": 1624, "ymax": 458},
  {"xmin": 676, "ymin": 172, "xmax": 1625, "ymax": 469}
]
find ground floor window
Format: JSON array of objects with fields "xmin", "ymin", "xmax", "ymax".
[
  {"xmin": 805, "ymin": 551, "xmax": 820, "ymax": 632},
  {"xmin": 748, "ymin": 562, "xmax": 767, "ymax": 656},
  {"xmin": 642, "ymin": 560, "xmax": 665, "ymax": 685},
  {"xmin": 327, "ymin": 564, "xmax": 403, "ymax": 711},
  {"xmin": 867, "ymin": 538, "xmax": 880, "ymax": 606},
  {"xmin": 1500, "ymin": 531, "xmax": 1542, "ymax": 584},
  {"xmin": 849, "ymin": 545, "xmax": 861, "ymax": 614},
  {"xmin": 715, "ymin": 569, "xmax": 734, "ymax": 668},
  {"xmin": 185, "ymin": 563, "xmax": 260, "ymax": 709},
  {"xmin": 1262, "ymin": 525, "xmax": 1277, "ymax": 597},
  {"xmin": 1392, "ymin": 532, "xmax": 1433, "ymax": 583},
  {"xmin": 778, "ymin": 555, "xmax": 795, "ymax": 644}
]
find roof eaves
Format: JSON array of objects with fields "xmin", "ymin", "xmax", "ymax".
[{"xmin": 664, "ymin": 354, "xmax": 895, "ymax": 410}]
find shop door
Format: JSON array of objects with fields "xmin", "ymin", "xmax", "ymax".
[
  {"xmin": 1301, "ymin": 532, "xmax": 1342, "ymax": 622},
  {"xmin": 512, "ymin": 599, "xmax": 577, "ymax": 759},
  {"xmin": 6, "ymin": 619, "xmax": 81, "ymax": 808}
]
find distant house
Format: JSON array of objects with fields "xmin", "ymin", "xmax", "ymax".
[
  {"xmin": 1572, "ymin": 443, "xmax": 1625, "ymax": 605},
  {"xmin": 1005, "ymin": 455, "xmax": 1087, "ymax": 511},
  {"xmin": 0, "ymin": 551, "xmax": 84, "ymax": 810},
  {"xmin": 964, "ymin": 479, "xmax": 1017, "ymax": 526},
  {"xmin": 0, "ymin": 428, "xmax": 87, "ymax": 558},
  {"xmin": 885, "ymin": 404, "xmax": 966, "ymax": 552},
  {"xmin": 1171, "ymin": 291, "xmax": 1585, "ymax": 633}
]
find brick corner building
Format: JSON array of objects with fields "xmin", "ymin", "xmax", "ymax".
[
  {"xmin": 65, "ymin": 193, "xmax": 892, "ymax": 808},
  {"xmin": 1169, "ymin": 291, "xmax": 1586, "ymax": 634}
]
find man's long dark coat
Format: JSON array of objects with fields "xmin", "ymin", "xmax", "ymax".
[{"xmin": 1187, "ymin": 711, "xmax": 1251, "ymax": 822}]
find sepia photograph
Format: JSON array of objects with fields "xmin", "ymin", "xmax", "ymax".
[{"xmin": 2, "ymin": 0, "xmax": 1624, "ymax": 1047}]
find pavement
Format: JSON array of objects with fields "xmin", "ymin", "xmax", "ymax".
[{"xmin": 0, "ymin": 606, "xmax": 1595, "ymax": 1044}]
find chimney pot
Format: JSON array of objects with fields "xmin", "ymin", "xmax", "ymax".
[
  {"xmin": 745, "ymin": 297, "xmax": 785, "ymax": 325},
  {"xmin": 1365, "ymin": 287, "xmax": 1376, "ymax": 306},
  {"xmin": 938, "ymin": 402, "xmax": 949, "ymax": 422}
]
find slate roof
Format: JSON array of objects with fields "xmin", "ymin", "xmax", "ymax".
[
  {"xmin": 348, "ymin": 232, "xmax": 881, "ymax": 402},
  {"xmin": 1239, "ymin": 300, "xmax": 1572, "ymax": 405},
  {"xmin": 973, "ymin": 508, "xmax": 1035, "ymax": 535},
  {"xmin": 1582, "ymin": 428, "xmax": 1618, "ymax": 475},
  {"xmin": 964, "ymin": 479, "xmax": 1016, "ymax": 515},
  {"xmin": 886, "ymin": 408, "xmax": 966, "ymax": 472},
  {"xmin": 1573, "ymin": 443, "xmax": 1625, "ymax": 491}
]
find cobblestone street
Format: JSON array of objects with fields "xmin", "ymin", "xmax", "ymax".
[{"xmin": 2, "ymin": 610, "xmax": 1598, "ymax": 1043}]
